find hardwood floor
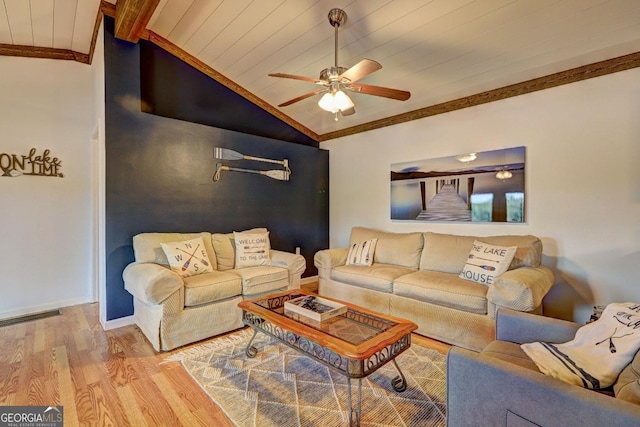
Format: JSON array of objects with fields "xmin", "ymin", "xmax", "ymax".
[{"xmin": 0, "ymin": 301, "xmax": 450, "ymax": 426}]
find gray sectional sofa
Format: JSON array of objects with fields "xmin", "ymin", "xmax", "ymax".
[
  {"xmin": 447, "ymin": 309, "xmax": 640, "ymax": 426},
  {"xmin": 314, "ymin": 226, "xmax": 555, "ymax": 351}
]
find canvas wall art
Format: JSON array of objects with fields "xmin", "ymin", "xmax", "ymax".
[{"xmin": 391, "ymin": 146, "xmax": 526, "ymax": 223}]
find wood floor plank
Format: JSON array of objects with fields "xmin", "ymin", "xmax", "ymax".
[
  {"xmin": 152, "ymin": 372, "xmax": 208, "ymax": 427},
  {"xmin": 86, "ymin": 380, "xmax": 128, "ymax": 427},
  {"xmin": 54, "ymin": 345, "xmax": 79, "ymax": 427},
  {"xmin": 116, "ymin": 384, "xmax": 149, "ymax": 426},
  {"xmin": 33, "ymin": 320, "xmax": 46, "ymax": 353}
]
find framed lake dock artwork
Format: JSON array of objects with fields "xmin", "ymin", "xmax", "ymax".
[{"xmin": 391, "ymin": 146, "xmax": 526, "ymax": 223}]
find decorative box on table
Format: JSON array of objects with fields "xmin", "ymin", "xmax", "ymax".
[{"xmin": 284, "ymin": 295, "xmax": 347, "ymax": 323}]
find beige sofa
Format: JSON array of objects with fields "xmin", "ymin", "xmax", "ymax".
[
  {"xmin": 314, "ymin": 227, "xmax": 555, "ymax": 351},
  {"xmin": 123, "ymin": 229, "xmax": 306, "ymax": 351}
]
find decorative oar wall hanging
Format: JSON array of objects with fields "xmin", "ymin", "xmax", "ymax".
[{"xmin": 212, "ymin": 147, "xmax": 290, "ymax": 182}]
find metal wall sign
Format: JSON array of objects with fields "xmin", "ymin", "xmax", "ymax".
[{"xmin": 0, "ymin": 148, "xmax": 63, "ymax": 177}]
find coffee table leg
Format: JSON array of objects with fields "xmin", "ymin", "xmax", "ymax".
[
  {"xmin": 245, "ymin": 328, "xmax": 259, "ymax": 358},
  {"xmin": 347, "ymin": 377, "xmax": 362, "ymax": 426},
  {"xmin": 391, "ymin": 359, "xmax": 407, "ymax": 392}
]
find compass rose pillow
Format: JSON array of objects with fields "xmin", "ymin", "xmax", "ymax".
[
  {"xmin": 161, "ymin": 237, "xmax": 214, "ymax": 277},
  {"xmin": 521, "ymin": 302, "xmax": 640, "ymax": 389}
]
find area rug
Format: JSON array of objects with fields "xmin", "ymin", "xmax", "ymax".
[{"xmin": 165, "ymin": 329, "xmax": 447, "ymax": 427}]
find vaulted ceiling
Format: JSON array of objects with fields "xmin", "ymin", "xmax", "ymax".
[{"xmin": 1, "ymin": 0, "xmax": 639, "ymax": 142}]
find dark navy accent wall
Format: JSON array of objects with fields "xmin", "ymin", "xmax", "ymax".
[
  {"xmin": 104, "ymin": 18, "xmax": 329, "ymax": 321},
  {"xmin": 139, "ymin": 38, "xmax": 317, "ymax": 147}
]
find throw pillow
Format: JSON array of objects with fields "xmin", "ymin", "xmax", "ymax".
[
  {"xmin": 346, "ymin": 238, "xmax": 378, "ymax": 266},
  {"xmin": 521, "ymin": 302, "xmax": 640, "ymax": 390},
  {"xmin": 234, "ymin": 231, "xmax": 271, "ymax": 268},
  {"xmin": 458, "ymin": 240, "xmax": 517, "ymax": 286},
  {"xmin": 160, "ymin": 237, "xmax": 214, "ymax": 277}
]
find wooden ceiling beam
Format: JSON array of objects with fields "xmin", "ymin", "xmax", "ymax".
[
  {"xmin": 318, "ymin": 51, "xmax": 640, "ymax": 142},
  {"xmin": 114, "ymin": 0, "xmax": 160, "ymax": 43},
  {"xmin": 0, "ymin": 44, "xmax": 89, "ymax": 64}
]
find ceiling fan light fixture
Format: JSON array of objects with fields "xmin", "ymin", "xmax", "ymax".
[
  {"xmin": 318, "ymin": 90, "xmax": 354, "ymax": 113},
  {"xmin": 334, "ymin": 90, "xmax": 354, "ymax": 110},
  {"xmin": 318, "ymin": 92, "xmax": 337, "ymax": 112}
]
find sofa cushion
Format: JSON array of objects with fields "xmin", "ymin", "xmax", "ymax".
[
  {"xmin": 482, "ymin": 340, "xmax": 541, "ymax": 371},
  {"xmin": 231, "ymin": 265, "xmax": 289, "ymax": 296},
  {"xmin": 183, "ymin": 270, "xmax": 242, "ymax": 307},
  {"xmin": 211, "ymin": 228, "xmax": 268, "ymax": 271},
  {"xmin": 420, "ymin": 232, "xmax": 476, "ymax": 273},
  {"xmin": 133, "ymin": 232, "xmax": 217, "ymax": 270},
  {"xmin": 393, "ymin": 270, "xmax": 488, "ymax": 314},
  {"xmin": 331, "ymin": 264, "xmax": 416, "ymax": 293},
  {"xmin": 614, "ymin": 350, "xmax": 640, "ymax": 404},
  {"xmin": 161, "ymin": 237, "xmax": 215, "ymax": 277},
  {"xmin": 349, "ymin": 227, "xmax": 423, "ymax": 269},
  {"xmin": 482, "ymin": 235, "xmax": 542, "ymax": 269},
  {"xmin": 420, "ymin": 233, "xmax": 543, "ymax": 273}
]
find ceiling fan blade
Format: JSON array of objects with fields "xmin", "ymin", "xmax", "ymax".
[
  {"xmin": 338, "ymin": 59, "xmax": 382, "ymax": 83},
  {"xmin": 268, "ymin": 73, "xmax": 325, "ymax": 85},
  {"xmin": 277, "ymin": 89, "xmax": 326, "ymax": 107},
  {"xmin": 340, "ymin": 106, "xmax": 356, "ymax": 116},
  {"xmin": 349, "ymin": 83, "xmax": 411, "ymax": 101}
]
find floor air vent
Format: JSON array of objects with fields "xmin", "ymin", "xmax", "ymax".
[{"xmin": 0, "ymin": 309, "xmax": 61, "ymax": 327}]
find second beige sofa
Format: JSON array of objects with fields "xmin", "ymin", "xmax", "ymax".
[{"xmin": 315, "ymin": 227, "xmax": 555, "ymax": 351}]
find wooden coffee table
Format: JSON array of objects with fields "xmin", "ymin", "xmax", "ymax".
[{"xmin": 238, "ymin": 289, "xmax": 418, "ymax": 426}]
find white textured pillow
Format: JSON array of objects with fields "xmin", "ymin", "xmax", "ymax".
[
  {"xmin": 346, "ymin": 238, "xmax": 378, "ymax": 266},
  {"xmin": 522, "ymin": 302, "xmax": 640, "ymax": 390},
  {"xmin": 234, "ymin": 231, "xmax": 271, "ymax": 268},
  {"xmin": 160, "ymin": 237, "xmax": 214, "ymax": 277},
  {"xmin": 459, "ymin": 240, "xmax": 516, "ymax": 286}
]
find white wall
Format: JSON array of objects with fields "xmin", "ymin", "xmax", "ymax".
[
  {"xmin": 321, "ymin": 67, "xmax": 640, "ymax": 322},
  {"xmin": 0, "ymin": 54, "xmax": 100, "ymax": 319}
]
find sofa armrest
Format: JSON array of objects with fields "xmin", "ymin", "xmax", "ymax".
[
  {"xmin": 123, "ymin": 262, "xmax": 183, "ymax": 305},
  {"xmin": 495, "ymin": 308, "xmax": 581, "ymax": 344},
  {"xmin": 486, "ymin": 265, "xmax": 555, "ymax": 317},
  {"xmin": 270, "ymin": 250, "xmax": 306, "ymax": 276},
  {"xmin": 314, "ymin": 248, "xmax": 348, "ymax": 270},
  {"xmin": 447, "ymin": 346, "xmax": 640, "ymax": 427}
]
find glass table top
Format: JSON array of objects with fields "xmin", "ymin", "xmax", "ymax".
[{"xmin": 254, "ymin": 292, "xmax": 397, "ymax": 345}]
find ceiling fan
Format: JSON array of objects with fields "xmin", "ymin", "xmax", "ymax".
[{"xmin": 268, "ymin": 8, "xmax": 411, "ymax": 121}]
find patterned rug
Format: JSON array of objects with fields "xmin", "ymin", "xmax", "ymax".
[{"xmin": 166, "ymin": 329, "xmax": 447, "ymax": 427}]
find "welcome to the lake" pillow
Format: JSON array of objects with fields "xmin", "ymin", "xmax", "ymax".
[
  {"xmin": 459, "ymin": 240, "xmax": 516, "ymax": 286},
  {"xmin": 234, "ymin": 231, "xmax": 271, "ymax": 268}
]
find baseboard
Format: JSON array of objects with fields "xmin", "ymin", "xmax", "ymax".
[
  {"xmin": 300, "ymin": 275, "xmax": 318, "ymax": 285},
  {"xmin": 102, "ymin": 315, "xmax": 134, "ymax": 331},
  {"xmin": 0, "ymin": 297, "xmax": 94, "ymax": 321}
]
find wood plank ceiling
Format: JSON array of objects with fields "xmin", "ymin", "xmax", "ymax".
[{"xmin": 1, "ymin": 0, "xmax": 639, "ymax": 142}]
